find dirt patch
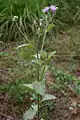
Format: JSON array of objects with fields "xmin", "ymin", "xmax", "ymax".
[
  {"xmin": 0, "ymin": 70, "xmax": 80, "ymax": 120},
  {"xmin": 0, "ymin": 42, "xmax": 80, "ymax": 120}
]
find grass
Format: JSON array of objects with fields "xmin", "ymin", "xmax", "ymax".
[{"xmin": 0, "ymin": 0, "xmax": 80, "ymax": 42}]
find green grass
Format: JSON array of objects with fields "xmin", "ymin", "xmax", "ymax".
[{"xmin": 0, "ymin": 0, "xmax": 80, "ymax": 42}]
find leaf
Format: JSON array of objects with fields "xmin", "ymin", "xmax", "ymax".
[
  {"xmin": 40, "ymin": 51, "xmax": 47, "ymax": 60},
  {"xmin": 23, "ymin": 104, "xmax": 38, "ymax": 120},
  {"xmin": 17, "ymin": 44, "xmax": 27, "ymax": 49},
  {"xmin": 0, "ymin": 52, "xmax": 4, "ymax": 56},
  {"xmin": 42, "ymin": 94, "xmax": 56, "ymax": 102},
  {"xmin": 23, "ymin": 84, "xmax": 34, "ymax": 90},
  {"xmin": 46, "ymin": 24, "xmax": 55, "ymax": 32},
  {"xmin": 34, "ymin": 53, "xmax": 41, "ymax": 59},
  {"xmin": 17, "ymin": 44, "xmax": 35, "ymax": 60},
  {"xmin": 48, "ymin": 51, "xmax": 56, "ymax": 59},
  {"xmin": 17, "ymin": 44, "xmax": 34, "ymax": 49},
  {"xmin": 33, "ymin": 81, "xmax": 45, "ymax": 96},
  {"xmin": 32, "ymin": 59, "xmax": 43, "ymax": 66}
]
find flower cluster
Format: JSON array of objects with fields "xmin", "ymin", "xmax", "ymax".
[{"xmin": 42, "ymin": 5, "xmax": 58, "ymax": 13}]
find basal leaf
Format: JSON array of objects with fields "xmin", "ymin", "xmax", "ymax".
[{"xmin": 23, "ymin": 104, "xmax": 38, "ymax": 120}]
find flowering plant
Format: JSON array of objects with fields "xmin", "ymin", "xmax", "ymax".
[{"xmin": 17, "ymin": 5, "xmax": 58, "ymax": 120}]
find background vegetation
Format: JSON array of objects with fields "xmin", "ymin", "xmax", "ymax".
[{"xmin": 0, "ymin": 0, "xmax": 80, "ymax": 41}]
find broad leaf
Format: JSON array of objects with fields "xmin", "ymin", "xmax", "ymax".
[
  {"xmin": 33, "ymin": 81, "xmax": 45, "ymax": 96},
  {"xmin": 17, "ymin": 44, "xmax": 35, "ymax": 60},
  {"xmin": 42, "ymin": 94, "xmax": 56, "ymax": 102},
  {"xmin": 23, "ymin": 104, "xmax": 38, "ymax": 120}
]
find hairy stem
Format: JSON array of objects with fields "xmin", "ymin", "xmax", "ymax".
[
  {"xmin": 41, "ymin": 14, "xmax": 54, "ymax": 52},
  {"xmin": 36, "ymin": 49, "xmax": 40, "ymax": 120}
]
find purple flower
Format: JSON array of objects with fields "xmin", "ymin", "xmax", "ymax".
[
  {"xmin": 42, "ymin": 5, "xmax": 58, "ymax": 13},
  {"xmin": 50, "ymin": 5, "xmax": 58, "ymax": 12},
  {"xmin": 42, "ymin": 7, "xmax": 50, "ymax": 13}
]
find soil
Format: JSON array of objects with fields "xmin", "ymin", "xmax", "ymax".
[{"xmin": 0, "ymin": 42, "xmax": 80, "ymax": 120}]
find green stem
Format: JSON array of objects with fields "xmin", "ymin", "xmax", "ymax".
[
  {"xmin": 37, "ymin": 95, "xmax": 40, "ymax": 120},
  {"xmin": 37, "ymin": 69, "xmax": 40, "ymax": 120},
  {"xmin": 10, "ymin": 0, "xmax": 13, "ymax": 17},
  {"xmin": 36, "ymin": 49, "xmax": 40, "ymax": 120},
  {"xmin": 41, "ymin": 17, "xmax": 47, "ymax": 52},
  {"xmin": 41, "ymin": 29, "xmax": 47, "ymax": 52},
  {"xmin": 41, "ymin": 14, "xmax": 54, "ymax": 52},
  {"xmin": 41, "ymin": 66, "xmax": 46, "ymax": 81}
]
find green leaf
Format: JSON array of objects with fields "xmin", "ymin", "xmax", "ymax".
[
  {"xmin": 34, "ymin": 53, "xmax": 41, "ymax": 59},
  {"xmin": 23, "ymin": 84, "xmax": 34, "ymax": 90},
  {"xmin": 0, "ymin": 52, "xmax": 4, "ymax": 56},
  {"xmin": 17, "ymin": 44, "xmax": 28, "ymax": 49},
  {"xmin": 17, "ymin": 44, "xmax": 34, "ymax": 49},
  {"xmin": 42, "ymin": 94, "xmax": 56, "ymax": 102},
  {"xmin": 48, "ymin": 51, "xmax": 56, "ymax": 59},
  {"xmin": 23, "ymin": 104, "xmax": 38, "ymax": 120},
  {"xmin": 40, "ymin": 51, "xmax": 47, "ymax": 60},
  {"xmin": 46, "ymin": 24, "xmax": 55, "ymax": 32},
  {"xmin": 17, "ymin": 44, "xmax": 35, "ymax": 60},
  {"xmin": 33, "ymin": 81, "xmax": 45, "ymax": 96}
]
